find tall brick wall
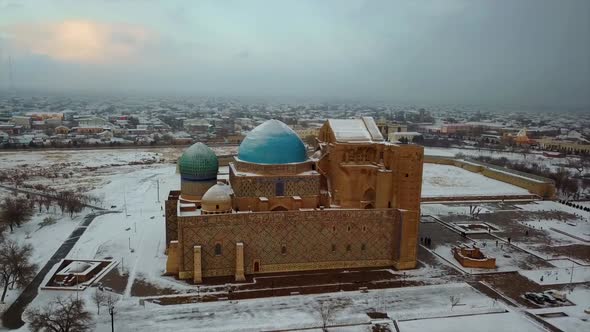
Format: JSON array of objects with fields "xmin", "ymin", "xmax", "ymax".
[
  {"xmin": 165, "ymin": 191, "xmax": 180, "ymax": 248},
  {"xmin": 176, "ymin": 209, "xmax": 401, "ymax": 279}
]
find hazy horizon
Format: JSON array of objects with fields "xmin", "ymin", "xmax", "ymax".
[{"xmin": 1, "ymin": 0, "xmax": 589, "ymax": 108}]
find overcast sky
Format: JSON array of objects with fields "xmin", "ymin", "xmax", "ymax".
[{"xmin": 0, "ymin": 0, "xmax": 589, "ymax": 106}]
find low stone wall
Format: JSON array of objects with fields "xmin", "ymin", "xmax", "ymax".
[
  {"xmin": 452, "ymin": 247, "xmax": 496, "ymax": 269},
  {"xmin": 424, "ymin": 155, "xmax": 555, "ymax": 199}
]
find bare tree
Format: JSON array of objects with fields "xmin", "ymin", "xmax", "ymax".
[
  {"xmin": 316, "ymin": 299, "xmax": 335, "ymax": 331},
  {"xmin": 450, "ymin": 295, "xmax": 461, "ymax": 311},
  {"xmin": 0, "ymin": 239, "xmax": 37, "ymax": 303},
  {"xmin": 26, "ymin": 296, "xmax": 94, "ymax": 332},
  {"xmin": 0, "ymin": 196, "xmax": 34, "ymax": 232},
  {"xmin": 314, "ymin": 298, "xmax": 349, "ymax": 331},
  {"xmin": 469, "ymin": 205, "xmax": 482, "ymax": 220},
  {"xmin": 91, "ymin": 288, "xmax": 107, "ymax": 315}
]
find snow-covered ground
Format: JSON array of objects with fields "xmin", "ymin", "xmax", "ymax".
[
  {"xmin": 2, "ymin": 147, "xmax": 587, "ymax": 332},
  {"xmin": 67, "ymin": 165, "xmax": 192, "ymax": 294},
  {"xmin": 421, "ymin": 203, "xmax": 495, "ymax": 216},
  {"xmin": 0, "ymin": 146, "xmax": 237, "ymax": 169},
  {"xmin": 424, "ymin": 147, "xmax": 573, "ymax": 173},
  {"xmin": 517, "ymin": 200, "xmax": 590, "ymax": 220},
  {"xmin": 398, "ymin": 311, "xmax": 545, "ymax": 332},
  {"xmin": 88, "ymin": 283, "xmax": 505, "ymax": 332},
  {"xmin": 422, "ymin": 164, "xmax": 531, "ymax": 198},
  {"xmin": 429, "ymin": 242, "xmax": 535, "ymax": 274},
  {"xmin": 519, "ymin": 266, "xmax": 590, "ymax": 285},
  {"xmin": 529, "ymin": 286, "xmax": 590, "ymax": 332},
  {"xmin": 0, "ymin": 188, "xmax": 85, "ymax": 307},
  {"xmin": 0, "ymin": 149, "xmax": 166, "ymax": 169}
]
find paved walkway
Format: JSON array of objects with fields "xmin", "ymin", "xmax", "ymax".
[{"xmin": 1, "ymin": 210, "xmax": 117, "ymax": 329}]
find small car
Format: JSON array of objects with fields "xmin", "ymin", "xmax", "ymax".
[
  {"xmin": 544, "ymin": 290, "xmax": 567, "ymax": 302},
  {"xmin": 524, "ymin": 292, "xmax": 544, "ymax": 305},
  {"xmin": 541, "ymin": 293, "xmax": 557, "ymax": 304}
]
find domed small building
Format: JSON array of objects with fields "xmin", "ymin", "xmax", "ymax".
[
  {"xmin": 177, "ymin": 143, "xmax": 219, "ymax": 203},
  {"xmin": 201, "ymin": 183, "xmax": 233, "ymax": 214},
  {"xmin": 165, "ymin": 117, "xmax": 424, "ymax": 284}
]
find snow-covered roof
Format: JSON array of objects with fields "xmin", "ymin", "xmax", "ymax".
[{"xmin": 328, "ymin": 117, "xmax": 384, "ymax": 143}]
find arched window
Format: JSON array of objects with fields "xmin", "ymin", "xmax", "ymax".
[
  {"xmin": 346, "ymin": 244, "xmax": 351, "ymax": 252},
  {"xmin": 363, "ymin": 188, "xmax": 376, "ymax": 201},
  {"xmin": 214, "ymin": 243, "xmax": 222, "ymax": 256},
  {"xmin": 281, "ymin": 245, "xmax": 287, "ymax": 255},
  {"xmin": 331, "ymin": 244, "xmax": 336, "ymax": 252},
  {"xmin": 361, "ymin": 243, "xmax": 366, "ymax": 251},
  {"xmin": 216, "ymin": 204, "xmax": 219, "ymax": 210}
]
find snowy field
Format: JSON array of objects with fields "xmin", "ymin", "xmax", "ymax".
[
  {"xmin": 515, "ymin": 201, "xmax": 590, "ymax": 251},
  {"xmin": 429, "ymin": 242, "xmax": 536, "ymax": 274},
  {"xmin": 0, "ymin": 146, "xmax": 237, "ymax": 169},
  {"xmin": 528, "ymin": 286, "xmax": 590, "ymax": 332},
  {"xmin": 88, "ymin": 283, "xmax": 506, "ymax": 332},
  {"xmin": 0, "ymin": 192, "xmax": 84, "ymax": 307},
  {"xmin": 398, "ymin": 311, "xmax": 545, "ymax": 332},
  {"xmin": 1, "ymin": 147, "xmax": 586, "ymax": 332},
  {"xmin": 68, "ymin": 165, "xmax": 190, "ymax": 295},
  {"xmin": 424, "ymin": 147, "xmax": 574, "ymax": 173},
  {"xmin": 421, "ymin": 203, "xmax": 495, "ymax": 216},
  {"xmin": 421, "ymin": 163, "xmax": 531, "ymax": 198},
  {"xmin": 519, "ymin": 266, "xmax": 590, "ymax": 285}
]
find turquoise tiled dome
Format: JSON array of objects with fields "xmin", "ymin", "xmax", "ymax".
[
  {"xmin": 178, "ymin": 143, "xmax": 219, "ymax": 181},
  {"xmin": 238, "ymin": 120, "xmax": 307, "ymax": 164}
]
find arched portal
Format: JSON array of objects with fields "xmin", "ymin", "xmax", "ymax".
[{"xmin": 271, "ymin": 205, "xmax": 288, "ymax": 211}]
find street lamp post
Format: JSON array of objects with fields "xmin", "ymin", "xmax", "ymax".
[{"xmin": 109, "ymin": 304, "xmax": 115, "ymax": 332}]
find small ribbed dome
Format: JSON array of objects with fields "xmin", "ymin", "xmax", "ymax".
[
  {"xmin": 238, "ymin": 119, "xmax": 307, "ymax": 164},
  {"xmin": 178, "ymin": 143, "xmax": 219, "ymax": 180},
  {"xmin": 202, "ymin": 183, "xmax": 232, "ymax": 213}
]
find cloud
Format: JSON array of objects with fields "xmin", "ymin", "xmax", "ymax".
[{"xmin": 2, "ymin": 20, "xmax": 155, "ymax": 64}]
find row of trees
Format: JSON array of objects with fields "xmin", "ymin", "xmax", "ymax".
[
  {"xmin": 467, "ymin": 155, "xmax": 586, "ymax": 198},
  {"xmin": 0, "ymin": 189, "xmax": 99, "ymax": 234}
]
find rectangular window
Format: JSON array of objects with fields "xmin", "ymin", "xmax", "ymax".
[{"xmin": 275, "ymin": 181, "xmax": 285, "ymax": 196}]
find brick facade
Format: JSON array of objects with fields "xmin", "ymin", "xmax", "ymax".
[{"xmin": 175, "ymin": 209, "xmax": 401, "ymax": 279}]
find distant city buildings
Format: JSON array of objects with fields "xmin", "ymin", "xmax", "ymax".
[{"xmin": 0, "ymin": 94, "xmax": 587, "ymax": 154}]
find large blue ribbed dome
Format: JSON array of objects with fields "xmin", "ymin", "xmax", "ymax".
[{"xmin": 238, "ymin": 120, "xmax": 307, "ymax": 164}]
